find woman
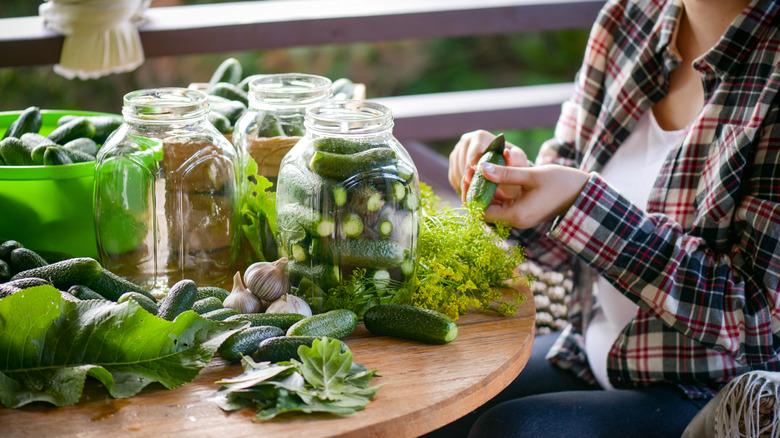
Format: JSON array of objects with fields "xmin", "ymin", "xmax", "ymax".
[{"xmin": 446, "ymin": 0, "xmax": 780, "ymax": 436}]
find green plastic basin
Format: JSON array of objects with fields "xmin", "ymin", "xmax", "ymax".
[{"xmin": 0, "ymin": 109, "xmax": 120, "ymax": 259}]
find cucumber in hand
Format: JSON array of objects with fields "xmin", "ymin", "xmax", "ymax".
[{"xmin": 466, "ymin": 133, "xmax": 506, "ymax": 211}]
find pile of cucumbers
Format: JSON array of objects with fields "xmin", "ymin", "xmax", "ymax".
[
  {"xmin": 0, "ymin": 106, "xmax": 122, "ymax": 166},
  {"xmin": 1, "ymin": 238, "xmax": 457, "ymax": 370},
  {"xmin": 198, "ymin": 57, "xmax": 359, "ymax": 135}
]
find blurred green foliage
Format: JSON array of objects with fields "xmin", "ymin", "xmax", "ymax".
[{"xmin": 0, "ymin": 2, "xmax": 588, "ymax": 160}]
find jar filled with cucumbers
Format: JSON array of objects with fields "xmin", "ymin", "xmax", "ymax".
[
  {"xmin": 276, "ymin": 100, "xmax": 420, "ymax": 314},
  {"xmin": 232, "ymin": 74, "xmax": 332, "ymax": 265},
  {"xmin": 93, "ymin": 88, "xmax": 241, "ymax": 293}
]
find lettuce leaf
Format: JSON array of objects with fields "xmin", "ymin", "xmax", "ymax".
[
  {"xmin": 214, "ymin": 337, "xmax": 380, "ymax": 420},
  {"xmin": 0, "ymin": 286, "xmax": 246, "ymax": 408},
  {"xmin": 240, "ymin": 157, "xmax": 277, "ymax": 263}
]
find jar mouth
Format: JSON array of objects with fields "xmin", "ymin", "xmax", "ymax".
[
  {"xmin": 123, "ymin": 88, "xmax": 209, "ymax": 122},
  {"xmin": 249, "ymin": 73, "xmax": 333, "ymax": 107},
  {"xmin": 305, "ymin": 100, "xmax": 393, "ymax": 136}
]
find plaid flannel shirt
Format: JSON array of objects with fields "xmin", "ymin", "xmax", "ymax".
[{"xmin": 511, "ymin": 0, "xmax": 780, "ymax": 399}]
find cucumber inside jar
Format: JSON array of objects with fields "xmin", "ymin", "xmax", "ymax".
[{"xmin": 276, "ymin": 144, "xmax": 419, "ymax": 315}]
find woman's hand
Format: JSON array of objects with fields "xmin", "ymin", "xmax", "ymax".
[
  {"xmin": 448, "ymin": 130, "xmax": 530, "ymax": 202},
  {"xmin": 479, "ymin": 162, "xmax": 589, "ymax": 229}
]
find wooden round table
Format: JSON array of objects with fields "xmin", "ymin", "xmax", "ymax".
[{"xmin": 0, "ymin": 287, "xmax": 535, "ymax": 438}]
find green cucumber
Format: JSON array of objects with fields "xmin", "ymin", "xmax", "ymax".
[
  {"xmin": 192, "ymin": 296, "xmax": 224, "ymax": 314},
  {"xmin": 118, "ymin": 291, "xmax": 160, "ymax": 314},
  {"xmin": 208, "ymin": 111, "xmax": 232, "ymax": 134},
  {"xmin": 0, "ymin": 277, "xmax": 52, "ymax": 298},
  {"xmin": 258, "ymin": 113, "xmax": 285, "ymax": 137},
  {"xmin": 0, "ymin": 240, "xmax": 22, "ymax": 262},
  {"xmin": 57, "ymin": 115, "xmax": 123, "ymax": 144},
  {"xmin": 466, "ymin": 133, "xmax": 506, "ymax": 211},
  {"xmin": 3, "ymin": 106, "xmax": 42, "ymax": 140},
  {"xmin": 309, "ymin": 147, "xmax": 397, "ymax": 180},
  {"xmin": 209, "ymin": 57, "xmax": 243, "ymax": 87},
  {"xmin": 278, "ymin": 163, "xmax": 344, "ymax": 206},
  {"xmin": 209, "ymin": 99, "xmax": 246, "ymax": 125},
  {"xmin": 379, "ymin": 220, "xmax": 393, "ymax": 236},
  {"xmin": 218, "ymin": 325, "xmax": 285, "ymax": 363},
  {"xmin": 43, "ymin": 146, "xmax": 73, "ymax": 165},
  {"xmin": 0, "ymin": 137, "xmax": 34, "ymax": 165},
  {"xmin": 201, "ymin": 307, "xmax": 240, "ymax": 321},
  {"xmin": 44, "ymin": 145, "xmax": 93, "ymax": 165},
  {"xmin": 331, "ymin": 239, "xmax": 404, "ymax": 269},
  {"xmin": 9, "ymin": 247, "xmax": 48, "ymax": 273},
  {"xmin": 389, "ymin": 181, "xmax": 406, "ymax": 201},
  {"xmin": 253, "ymin": 336, "xmax": 350, "ymax": 363},
  {"xmin": 68, "ymin": 285, "xmax": 106, "ymax": 301},
  {"xmin": 87, "ymin": 268, "xmax": 155, "ymax": 302},
  {"xmin": 239, "ymin": 74, "xmax": 266, "ymax": 92},
  {"xmin": 0, "ymin": 260, "xmax": 10, "ymax": 283},
  {"xmin": 277, "ymin": 203, "xmax": 335, "ymax": 237},
  {"xmin": 208, "ymin": 82, "xmax": 248, "ymax": 106},
  {"xmin": 286, "ymin": 309, "xmax": 358, "ymax": 339},
  {"xmin": 282, "ymin": 120, "xmax": 304, "ymax": 137},
  {"xmin": 11, "ymin": 257, "xmax": 102, "ymax": 290},
  {"xmin": 22, "ymin": 133, "xmax": 59, "ymax": 164},
  {"xmin": 290, "ymin": 242, "xmax": 308, "ymax": 262},
  {"xmin": 196, "ymin": 286, "xmax": 230, "ymax": 302},
  {"xmin": 47, "ymin": 118, "xmax": 96, "ymax": 145},
  {"xmin": 286, "ymin": 260, "xmax": 340, "ymax": 290},
  {"xmin": 311, "ymin": 137, "xmax": 383, "ymax": 154},
  {"xmin": 157, "ymin": 279, "xmax": 198, "ymax": 320},
  {"xmin": 364, "ymin": 304, "xmax": 458, "ymax": 344},
  {"xmin": 224, "ymin": 312, "xmax": 305, "ymax": 331},
  {"xmin": 371, "ymin": 269, "xmax": 392, "ymax": 290},
  {"xmin": 63, "ymin": 137, "xmax": 99, "ymax": 157},
  {"xmin": 340, "ymin": 213, "xmax": 364, "ymax": 237}
]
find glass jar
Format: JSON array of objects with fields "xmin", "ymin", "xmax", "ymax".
[
  {"xmin": 94, "ymin": 88, "xmax": 241, "ymax": 292},
  {"xmin": 276, "ymin": 100, "xmax": 420, "ymax": 315},
  {"xmin": 232, "ymin": 73, "xmax": 332, "ymax": 265}
]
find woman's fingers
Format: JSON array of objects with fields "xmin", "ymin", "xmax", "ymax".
[
  {"xmin": 480, "ymin": 162, "xmax": 535, "ymax": 186},
  {"xmin": 479, "ymin": 164, "xmax": 590, "ymax": 228},
  {"xmin": 504, "ymin": 144, "xmax": 529, "ymax": 167},
  {"xmin": 448, "ymin": 130, "xmax": 497, "ymax": 193}
]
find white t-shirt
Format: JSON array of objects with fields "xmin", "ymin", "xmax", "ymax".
[{"xmin": 584, "ymin": 108, "xmax": 687, "ymax": 390}]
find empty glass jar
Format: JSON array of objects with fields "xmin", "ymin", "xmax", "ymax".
[
  {"xmin": 94, "ymin": 88, "xmax": 241, "ymax": 292},
  {"xmin": 276, "ymin": 100, "xmax": 420, "ymax": 315},
  {"xmin": 232, "ymin": 73, "xmax": 332, "ymax": 265}
]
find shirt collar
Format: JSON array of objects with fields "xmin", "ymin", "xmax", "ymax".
[
  {"xmin": 700, "ymin": 0, "xmax": 779, "ymax": 77},
  {"xmin": 656, "ymin": 0, "xmax": 779, "ymax": 77}
]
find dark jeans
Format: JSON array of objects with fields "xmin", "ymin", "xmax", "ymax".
[{"xmin": 424, "ymin": 332, "xmax": 707, "ymax": 438}]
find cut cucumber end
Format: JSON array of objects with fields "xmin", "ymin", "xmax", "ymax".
[{"xmin": 444, "ymin": 324, "xmax": 459, "ymax": 343}]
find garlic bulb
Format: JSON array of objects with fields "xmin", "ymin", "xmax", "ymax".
[
  {"xmin": 265, "ymin": 293, "xmax": 312, "ymax": 317},
  {"xmin": 224, "ymin": 271, "xmax": 263, "ymax": 314},
  {"xmin": 244, "ymin": 257, "xmax": 291, "ymax": 301}
]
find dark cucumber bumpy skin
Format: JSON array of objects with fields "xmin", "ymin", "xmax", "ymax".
[{"xmin": 465, "ymin": 133, "xmax": 506, "ymax": 211}]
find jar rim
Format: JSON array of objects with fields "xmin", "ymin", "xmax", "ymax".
[
  {"xmin": 122, "ymin": 88, "xmax": 210, "ymax": 122},
  {"xmin": 305, "ymin": 100, "xmax": 393, "ymax": 136},
  {"xmin": 249, "ymin": 73, "xmax": 333, "ymax": 106}
]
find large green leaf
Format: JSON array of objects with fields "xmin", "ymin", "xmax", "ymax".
[{"xmin": 0, "ymin": 286, "xmax": 246, "ymax": 408}]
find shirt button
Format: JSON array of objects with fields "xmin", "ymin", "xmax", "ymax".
[{"xmin": 603, "ymin": 132, "xmax": 613, "ymax": 144}]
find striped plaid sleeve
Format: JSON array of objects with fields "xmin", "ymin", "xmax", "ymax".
[
  {"xmin": 533, "ymin": 0, "xmax": 624, "ymax": 168},
  {"xmin": 550, "ymin": 173, "xmax": 780, "ymax": 365}
]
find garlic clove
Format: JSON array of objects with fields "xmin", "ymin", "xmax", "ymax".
[
  {"xmin": 244, "ymin": 257, "xmax": 291, "ymax": 301},
  {"xmin": 224, "ymin": 271, "xmax": 263, "ymax": 314},
  {"xmin": 265, "ymin": 293, "xmax": 312, "ymax": 317}
]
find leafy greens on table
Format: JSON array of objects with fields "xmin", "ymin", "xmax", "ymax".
[
  {"xmin": 213, "ymin": 337, "xmax": 380, "ymax": 420},
  {"xmin": 0, "ymin": 286, "xmax": 246, "ymax": 408}
]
